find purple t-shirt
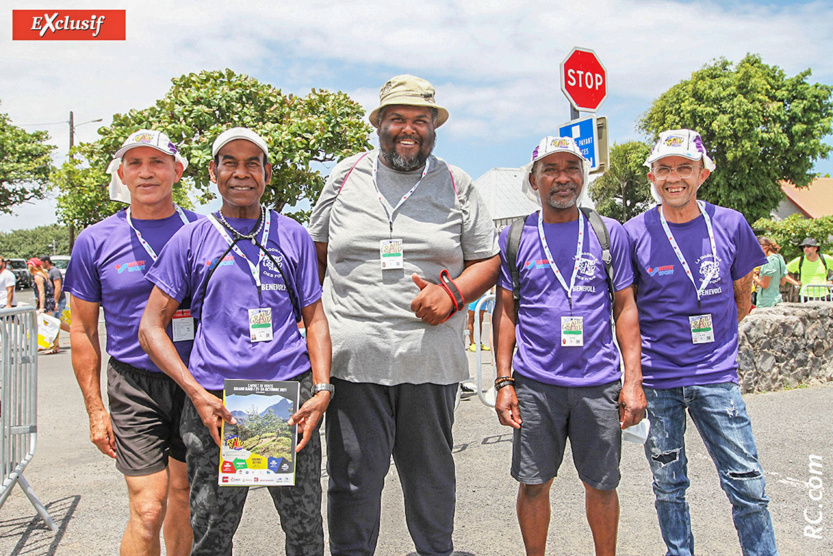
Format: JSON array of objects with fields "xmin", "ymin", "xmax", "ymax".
[
  {"xmin": 65, "ymin": 208, "xmax": 202, "ymax": 372},
  {"xmin": 498, "ymin": 212, "xmax": 634, "ymax": 387},
  {"xmin": 145, "ymin": 211, "xmax": 322, "ymax": 390},
  {"xmin": 624, "ymin": 203, "xmax": 767, "ymax": 389}
]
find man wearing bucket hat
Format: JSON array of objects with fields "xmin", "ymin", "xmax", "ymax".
[
  {"xmin": 492, "ymin": 135, "xmax": 645, "ymax": 556},
  {"xmin": 309, "ymin": 75, "xmax": 499, "ymax": 555},
  {"xmin": 786, "ymin": 237, "xmax": 833, "ymax": 295},
  {"xmin": 65, "ymin": 129, "xmax": 200, "ymax": 555},
  {"xmin": 624, "ymin": 129, "xmax": 777, "ymax": 555},
  {"xmin": 140, "ymin": 127, "xmax": 331, "ymax": 555}
]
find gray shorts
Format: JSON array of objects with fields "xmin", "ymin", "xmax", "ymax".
[
  {"xmin": 107, "ymin": 357, "xmax": 187, "ymax": 476},
  {"xmin": 511, "ymin": 374, "xmax": 622, "ymax": 490}
]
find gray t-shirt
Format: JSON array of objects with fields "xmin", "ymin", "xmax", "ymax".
[
  {"xmin": 309, "ymin": 150, "xmax": 499, "ymax": 385},
  {"xmin": 48, "ymin": 266, "xmax": 65, "ymax": 302}
]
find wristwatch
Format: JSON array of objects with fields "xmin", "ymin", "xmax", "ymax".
[{"xmin": 312, "ymin": 383, "xmax": 334, "ymax": 398}]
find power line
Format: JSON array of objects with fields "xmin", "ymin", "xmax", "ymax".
[{"xmin": 17, "ymin": 121, "xmax": 67, "ymax": 127}]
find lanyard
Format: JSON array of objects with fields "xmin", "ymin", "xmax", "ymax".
[
  {"xmin": 537, "ymin": 210, "xmax": 585, "ymax": 308},
  {"xmin": 207, "ymin": 209, "xmax": 272, "ymax": 289},
  {"xmin": 126, "ymin": 205, "xmax": 190, "ymax": 262},
  {"xmin": 658, "ymin": 200, "xmax": 718, "ymax": 305},
  {"xmin": 372, "ymin": 151, "xmax": 430, "ymax": 235}
]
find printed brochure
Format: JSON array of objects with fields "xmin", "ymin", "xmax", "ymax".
[{"xmin": 220, "ymin": 379, "xmax": 298, "ymax": 486}]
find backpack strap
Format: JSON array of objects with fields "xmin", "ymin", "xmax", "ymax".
[
  {"xmin": 580, "ymin": 207, "xmax": 614, "ymax": 307},
  {"xmin": 507, "ymin": 217, "xmax": 526, "ymax": 322},
  {"xmin": 799, "ymin": 254, "xmax": 805, "ymax": 279}
]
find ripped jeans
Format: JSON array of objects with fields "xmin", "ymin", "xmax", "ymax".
[{"xmin": 644, "ymin": 383, "xmax": 778, "ymax": 556}]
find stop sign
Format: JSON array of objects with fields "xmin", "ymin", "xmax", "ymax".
[{"xmin": 560, "ymin": 47, "xmax": 607, "ymax": 112}]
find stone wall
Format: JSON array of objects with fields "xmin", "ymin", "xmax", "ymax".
[{"xmin": 738, "ymin": 302, "xmax": 833, "ymax": 393}]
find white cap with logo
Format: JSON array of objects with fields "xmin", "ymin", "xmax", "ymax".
[{"xmin": 645, "ymin": 129, "xmax": 715, "ymax": 170}]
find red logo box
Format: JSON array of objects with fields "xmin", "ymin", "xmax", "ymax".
[{"xmin": 12, "ymin": 10, "xmax": 125, "ymax": 40}]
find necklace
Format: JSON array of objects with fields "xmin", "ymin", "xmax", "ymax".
[{"xmin": 217, "ymin": 205, "xmax": 265, "ymax": 244}]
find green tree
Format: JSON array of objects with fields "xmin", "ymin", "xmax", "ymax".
[
  {"xmin": 752, "ymin": 213, "xmax": 833, "ymax": 262},
  {"xmin": 640, "ymin": 54, "xmax": 833, "ymax": 223},
  {"xmin": 0, "ymin": 224, "xmax": 70, "ymax": 259},
  {"xmin": 0, "ymin": 106, "xmax": 55, "ymax": 213},
  {"xmin": 56, "ymin": 69, "xmax": 372, "ymax": 229},
  {"xmin": 589, "ymin": 141, "xmax": 652, "ymax": 222}
]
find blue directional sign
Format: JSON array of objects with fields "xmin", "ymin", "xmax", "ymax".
[{"xmin": 558, "ymin": 115, "xmax": 599, "ymax": 171}]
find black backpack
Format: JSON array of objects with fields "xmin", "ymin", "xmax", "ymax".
[{"xmin": 506, "ymin": 207, "xmax": 613, "ymax": 321}]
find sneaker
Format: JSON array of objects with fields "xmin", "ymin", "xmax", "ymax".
[
  {"xmin": 467, "ymin": 343, "xmax": 477, "ymax": 352},
  {"xmin": 480, "ymin": 344, "xmax": 491, "ymax": 351}
]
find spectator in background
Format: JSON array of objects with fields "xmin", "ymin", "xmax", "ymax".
[
  {"xmin": 42, "ymin": 256, "xmax": 67, "ymax": 317},
  {"xmin": 0, "ymin": 257, "xmax": 17, "ymax": 309},
  {"xmin": 28, "ymin": 257, "xmax": 59, "ymax": 353},
  {"xmin": 786, "ymin": 238, "xmax": 833, "ymax": 295},
  {"xmin": 753, "ymin": 238, "xmax": 797, "ymax": 308},
  {"xmin": 42, "ymin": 256, "xmax": 71, "ymax": 343},
  {"xmin": 28, "ymin": 257, "xmax": 56, "ymax": 315},
  {"xmin": 466, "ymin": 291, "xmax": 493, "ymax": 352}
]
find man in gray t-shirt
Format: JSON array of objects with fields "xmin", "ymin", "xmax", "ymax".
[{"xmin": 309, "ymin": 75, "xmax": 499, "ymax": 556}]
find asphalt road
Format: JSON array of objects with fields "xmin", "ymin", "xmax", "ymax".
[{"xmin": 1, "ymin": 327, "xmax": 832, "ymax": 555}]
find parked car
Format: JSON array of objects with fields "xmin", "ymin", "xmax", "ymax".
[
  {"xmin": 50, "ymin": 255, "xmax": 71, "ymax": 280},
  {"xmin": 7, "ymin": 259, "xmax": 32, "ymax": 290}
]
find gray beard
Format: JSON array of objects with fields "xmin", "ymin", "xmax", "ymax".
[
  {"xmin": 382, "ymin": 149, "xmax": 429, "ymax": 172},
  {"xmin": 545, "ymin": 189, "xmax": 578, "ymax": 210}
]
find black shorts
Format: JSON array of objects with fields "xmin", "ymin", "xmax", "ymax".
[
  {"xmin": 511, "ymin": 375, "xmax": 622, "ymax": 490},
  {"xmin": 107, "ymin": 357, "xmax": 187, "ymax": 476}
]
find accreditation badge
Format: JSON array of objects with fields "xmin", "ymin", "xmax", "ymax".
[
  {"xmin": 380, "ymin": 238, "xmax": 404, "ymax": 270},
  {"xmin": 689, "ymin": 314, "xmax": 715, "ymax": 344},
  {"xmin": 560, "ymin": 316, "xmax": 584, "ymax": 347},
  {"xmin": 171, "ymin": 309, "xmax": 195, "ymax": 342},
  {"xmin": 248, "ymin": 308, "xmax": 273, "ymax": 343}
]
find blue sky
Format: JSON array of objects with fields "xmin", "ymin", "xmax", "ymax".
[{"xmin": 1, "ymin": 0, "xmax": 831, "ymax": 232}]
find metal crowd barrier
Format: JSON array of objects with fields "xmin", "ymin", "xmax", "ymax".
[
  {"xmin": 472, "ymin": 293, "xmax": 497, "ymax": 408},
  {"xmin": 800, "ymin": 284, "xmax": 833, "ymax": 303},
  {"xmin": 0, "ymin": 307, "xmax": 56, "ymax": 531}
]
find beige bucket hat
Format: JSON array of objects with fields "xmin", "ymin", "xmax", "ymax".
[{"xmin": 368, "ymin": 74, "xmax": 449, "ymax": 128}]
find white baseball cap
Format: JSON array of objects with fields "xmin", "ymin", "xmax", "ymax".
[
  {"xmin": 113, "ymin": 129, "xmax": 186, "ymax": 163},
  {"xmin": 520, "ymin": 136, "xmax": 589, "ymax": 205},
  {"xmin": 108, "ymin": 129, "xmax": 188, "ymax": 203},
  {"xmin": 212, "ymin": 127, "xmax": 270, "ymax": 160},
  {"xmin": 644, "ymin": 129, "xmax": 715, "ymax": 171}
]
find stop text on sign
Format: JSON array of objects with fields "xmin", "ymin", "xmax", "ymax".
[{"xmin": 565, "ymin": 69, "xmax": 604, "ymax": 91}]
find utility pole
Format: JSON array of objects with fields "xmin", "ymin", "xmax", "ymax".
[
  {"xmin": 68, "ymin": 111, "xmax": 76, "ymax": 249},
  {"xmin": 66, "ymin": 111, "xmax": 102, "ymax": 250}
]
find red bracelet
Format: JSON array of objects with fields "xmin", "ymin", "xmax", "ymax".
[{"xmin": 438, "ymin": 269, "xmax": 466, "ymax": 322}]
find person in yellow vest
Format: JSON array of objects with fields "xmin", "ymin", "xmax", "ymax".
[{"xmin": 786, "ymin": 237, "xmax": 833, "ymax": 298}]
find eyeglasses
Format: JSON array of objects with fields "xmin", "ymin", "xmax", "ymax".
[{"xmin": 652, "ymin": 164, "xmax": 702, "ymax": 180}]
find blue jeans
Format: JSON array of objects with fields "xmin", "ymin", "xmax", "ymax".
[
  {"xmin": 643, "ymin": 383, "xmax": 777, "ymax": 556},
  {"xmin": 52, "ymin": 297, "xmax": 66, "ymax": 320}
]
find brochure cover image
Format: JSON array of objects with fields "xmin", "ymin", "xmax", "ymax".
[{"xmin": 220, "ymin": 379, "xmax": 299, "ymax": 487}]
